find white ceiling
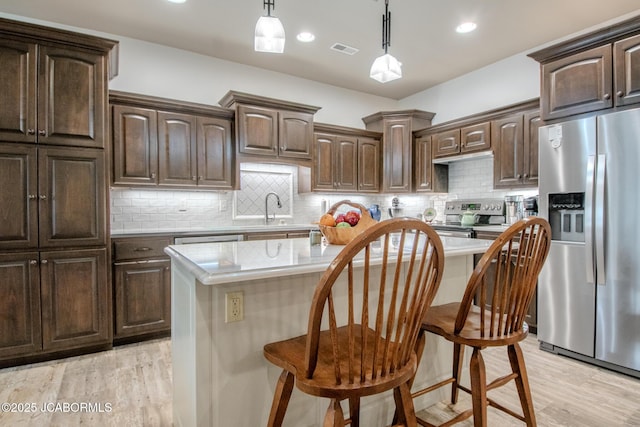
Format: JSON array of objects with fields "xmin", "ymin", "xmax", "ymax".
[{"xmin": 2, "ymin": 0, "xmax": 640, "ymax": 99}]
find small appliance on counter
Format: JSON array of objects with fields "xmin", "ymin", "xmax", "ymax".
[
  {"xmin": 504, "ymin": 195, "xmax": 523, "ymax": 225},
  {"xmin": 523, "ymin": 196, "xmax": 538, "ymax": 217},
  {"xmin": 387, "ymin": 197, "xmax": 404, "ymax": 218}
]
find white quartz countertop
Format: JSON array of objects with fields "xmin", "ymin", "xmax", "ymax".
[
  {"xmin": 165, "ymin": 236, "xmax": 493, "ymax": 286},
  {"xmin": 473, "ymin": 225, "xmax": 510, "ymax": 233},
  {"xmin": 111, "ymin": 223, "xmax": 319, "ymax": 237}
]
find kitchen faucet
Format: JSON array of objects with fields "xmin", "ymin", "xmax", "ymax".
[{"xmin": 264, "ymin": 192, "xmax": 282, "ymax": 224}]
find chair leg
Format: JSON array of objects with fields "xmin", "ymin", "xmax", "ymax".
[
  {"xmin": 267, "ymin": 370, "xmax": 295, "ymax": 427},
  {"xmin": 451, "ymin": 343, "xmax": 464, "ymax": 404},
  {"xmin": 508, "ymin": 343, "xmax": 537, "ymax": 427},
  {"xmin": 323, "ymin": 399, "xmax": 345, "ymax": 427},
  {"xmin": 393, "ymin": 382, "xmax": 418, "ymax": 427},
  {"xmin": 469, "ymin": 347, "xmax": 487, "ymax": 427},
  {"xmin": 349, "ymin": 397, "xmax": 360, "ymax": 427}
]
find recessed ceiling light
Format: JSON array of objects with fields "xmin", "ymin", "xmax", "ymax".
[
  {"xmin": 167, "ymin": 0, "xmax": 186, "ymax": 3},
  {"xmin": 456, "ymin": 22, "xmax": 477, "ymax": 33},
  {"xmin": 296, "ymin": 32, "xmax": 315, "ymax": 42}
]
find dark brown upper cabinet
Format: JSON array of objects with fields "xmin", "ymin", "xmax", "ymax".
[
  {"xmin": 219, "ymin": 91, "xmax": 320, "ymax": 165},
  {"xmin": 529, "ymin": 16, "xmax": 640, "ymax": 120},
  {"xmin": 111, "ymin": 91, "xmax": 235, "ymax": 190},
  {"xmin": 0, "ymin": 21, "xmax": 117, "ymax": 148},
  {"xmin": 362, "ymin": 110, "xmax": 434, "ymax": 193},
  {"xmin": 493, "ymin": 112, "xmax": 539, "ymax": 189},
  {"xmin": 432, "ymin": 122, "xmax": 491, "ymax": 159},
  {"xmin": 413, "ymin": 135, "xmax": 448, "ymax": 193},
  {"xmin": 312, "ymin": 124, "xmax": 381, "ymax": 193}
]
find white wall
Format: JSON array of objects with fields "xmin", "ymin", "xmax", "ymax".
[{"xmin": 398, "ymin": 54, "xmax": 540, "ymax": 125}]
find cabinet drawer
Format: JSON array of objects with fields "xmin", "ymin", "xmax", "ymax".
[{"xmin": 113, "ymin": 237, "xmax": 172, "ymax": 261}]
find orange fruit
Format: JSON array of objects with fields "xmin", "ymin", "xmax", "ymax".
[{"xmin": 319, "ymin": 213, "xmax": 336, "ymax": 227}]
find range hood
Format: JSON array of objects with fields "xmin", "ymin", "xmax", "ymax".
[{"xmin": 432, "ymin": 150, "xmax": 493, "ymax": 164}]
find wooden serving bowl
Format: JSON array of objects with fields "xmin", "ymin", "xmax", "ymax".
[{"xmin": 319, "ymin": 200, "xmax": 377, "ymax": 245}]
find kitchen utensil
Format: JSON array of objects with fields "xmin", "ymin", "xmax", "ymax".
[{"xmin": 460, "ymin": 210, "xmax": 476, "ymax": 227}]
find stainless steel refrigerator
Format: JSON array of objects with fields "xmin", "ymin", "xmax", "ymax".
[{"xmin": 538, "ymin": 108, "xmax": 640, "ymax": 377}]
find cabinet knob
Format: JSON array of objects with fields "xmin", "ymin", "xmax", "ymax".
[
  {"xmin": 41, "ymin": 259, "xmax": 48, "ymax": 264},
  {"xmin": 39, "ymin": 195, "xmax": 47, "ymax": 200},
  {"xmin": 28, "ymin": 194, "xmax": 38, "ymax": 200},
  {"xmin": 523, "ymin": 173, "xmax": 529, "ymax": 178},
  {"xmin": 151, "ymin": 172, "xmax": 156, "ymax": 179},
  {"xmin": 426, "ymin": 181, "xmax": 430, "ymax": 186},
  {"xmin": 38, "ymin": 129, "xmax": 46, "ymax": 136},
  {"xmin": 27, "ymin": 129, "xmax": 36, "ymax": 135},
  {"xmin": 192, "ymin": 176, "xmax": 197, "ymax": 181},
  {"xmin": 198, "ymin": 176, "xmax": 203, "ymax": 181},
  {"xmin": 604, "ymin": 93, "xmax": 611, "ymax": 100},
  {"xmin": 617, "ymin": 90, "xmax": 625, "ymax": 97},
  {"xmin": 516, "ymin": 174, "xmax": 522, "ymax": 179},
  {"xmin": 30, "ymin": 260, "xmax": 38, "ymax": 265}
]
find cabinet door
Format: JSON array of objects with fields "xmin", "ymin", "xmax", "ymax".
[
  {"xmin": 358, "ymin": 137, "xmax": 380, "ymax": 193},
  {"xmin": 38, "ymin": 147, "xmax": 106, "ymax": 248},
  {"xmin": 0, "ymin": 144, "xmax": 38, "ymax": 250},
  {"xmin": 0, "ymin": 252, "xmax": 41, "ymax": 359},
  {"xmin": 541, "ymin": 45, "xmax": 613, "ymax": 120},
  {"xmin": 0, "ymin": 39, "xmax": 37, "ymax": 144},
  {"xmin": 461, "ymin": 122, "xmax": 491, "ymax": 153},
  {"xmin": 40, "ymin": 248, "xmax": 110, "ymax": 351},
  {"xmin": 614, "ymin": 34, "xmax": 640, "ymax": 107},
  {"xmin": 37, "ymin": 45, "xmax": 106, "ymax": 148},
  {"xmin": 523, "ymin": 112, "xmax": 541, "ymax": 187},
  {"xmin": 278, "ymin": 111, "xmax": 313, "ymax": 159},
  {"xmin": 196, "ymin": 116, "xmax": 234, "ymax": 189},
  {"xmin": 335, "ymin": 136, "xmax": 357, "ymax": 191},
  {"xmin": 158, "ymin": 111, "xmax": 197, "ymax": 187},
  {"xmin": 432, "ymin": 129, "xmax": 461, "ymax": 158},
  {"xmin": 493, "ymin": 114, "xmax": 524, "ymax": 189},
  {"xmin": 112, "ymin": 105, "xmax": 158, "ymax": 186},
  {"xmin": 313, "ymin": 133, "xmax": 336, "ymax": 191},
  {"xmin": 114, "ymin": 260, "xmax": 171, "ymax": 339},
  {"xmin": 382, "ymin": 118, "xmax": 412, "ymax": 192},
  {"xmin": 237, "ymin": 105, "xmax": 278, "ymax": 157},
  {"xmin": 414, "ymin": 135, "xmax": 433, "ymax": 192}
]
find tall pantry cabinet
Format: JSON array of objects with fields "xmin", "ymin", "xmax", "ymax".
[{"xmin": 0, "ymin": 18, "xmax": 117, "ymax": 365}]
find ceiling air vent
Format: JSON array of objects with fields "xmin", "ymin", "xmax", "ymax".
[{"xmin": 330, "ymin": 43, "xmax": 359, "ymax": 55}]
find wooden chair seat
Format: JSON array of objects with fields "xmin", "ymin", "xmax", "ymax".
[
  {"xmin": 264, "ymin": 325, "xmax": 417, "ymax": 399},
  {"xmin": 262, "ymin": 216, "xmax": 445, "ymax": 427},
  {"xmin": 423, "ymin": 303, "xmax": 529, "ymax": 348}
]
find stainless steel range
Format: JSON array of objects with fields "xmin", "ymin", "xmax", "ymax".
[{"xmin": 430, "ymin": 198, "xmax": 505, "ymax": 238}]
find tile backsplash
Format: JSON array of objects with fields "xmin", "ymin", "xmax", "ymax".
[{"xmin": 110, "ymin": 157, "xmax": 537, "ymax": 233}]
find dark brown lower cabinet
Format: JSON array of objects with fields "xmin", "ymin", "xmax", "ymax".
[
  {"xmin": 114, "ymin": 259, "xmax": 171, "ymax": 339},
  {"xmin": 0, "ymin": 248, "xmax": 111, "ymax": 362}
]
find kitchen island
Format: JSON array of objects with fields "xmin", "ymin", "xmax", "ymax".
[{"xmin": 165, "ymin": 236, "xmax": 494, "ymax": 427}]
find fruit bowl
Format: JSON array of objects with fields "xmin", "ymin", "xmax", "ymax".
[{"xmin": 318, "ymin": 200, "xmax": 376, "ymax": 245}]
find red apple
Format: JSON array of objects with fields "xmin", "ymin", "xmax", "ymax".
[
  {"xmin": 335, "ymin": 214, "xmax": 346, "ymax": 224},
  {"xmin": 344, "ymin": 211, "xmax": 360, "ymax": 226}
]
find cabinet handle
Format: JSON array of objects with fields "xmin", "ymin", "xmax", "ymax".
[
  {"xmin": 41, "ymin": 259, "xmax": 48, "ymax": 264},
  {"xmin": 604, "ymin": 93, "xmax": 611, "ymax": 100},
  {"xmin": 38, "ymin": 129, "xmax": 46, "ymax": 136},
  {"xmin": 134, "ymin": 247, "xmax": 152, "ymax": 252},
  {"xmin": 30, "ymin": 260, "xmax": 38, "ymax": 265},
  {"xmin": 39, "ymin": 195, "xmax": 47, "ymax": 200},
  {"xmin": 617, "ymin": 90, "xmax": 625, "ymax": 97},
  {"xmin": 27, "ymin": 129, "xmax": 35, "ymax": 135},
  {"xmin": 28, "ymin": 194, "xmax": 38, "ymax": 200}
]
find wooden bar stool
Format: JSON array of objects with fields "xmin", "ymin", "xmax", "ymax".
[
  {"xmin": 263, "ymin": 218, "xmax": 445, "ymax": 427},
  {"xmin": 411, "ymin": 217, "xmax": 551, "ymax": 427}
]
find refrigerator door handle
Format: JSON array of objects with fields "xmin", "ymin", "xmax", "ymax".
[
  {"xmin": 595, "ymin": 154, "xmax": 606, "ymax": 285},
  {"xmin": 584, "ymin": 155, "xmax": 596, "ymax": 284}
]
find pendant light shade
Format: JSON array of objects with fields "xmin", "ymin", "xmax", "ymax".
[
  {"xmin": 370, "ymin": 53, "xmax": 402, "ymax": 83},
  {"xmin": 370, "ymin": 0, "xmax": 402, "ymax": 83},
  {"xmin": 255, "ymin": 0, "xmax": 285, "ymax": 53}
]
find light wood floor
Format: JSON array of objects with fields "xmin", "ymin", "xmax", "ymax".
[{"xmin": 1, "ymin": 335, "xmax": 638, "ymax": 426}]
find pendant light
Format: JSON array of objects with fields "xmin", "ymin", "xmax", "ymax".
[
  {"xmin": 370, "ymin": 0, "xmax": 402, "ymax": 83},
  {"xmin": 255, "ymin": 0, "xmax": 285, "ymax": 53}
]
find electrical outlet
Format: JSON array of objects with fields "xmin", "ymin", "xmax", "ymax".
[
  {"xmin": 219, "ymin": 199, "xmax": 228, "ymax": 212},
  {"xmin": 225, "ymin": 291, "xmax": 244, "ymax": 323}
]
